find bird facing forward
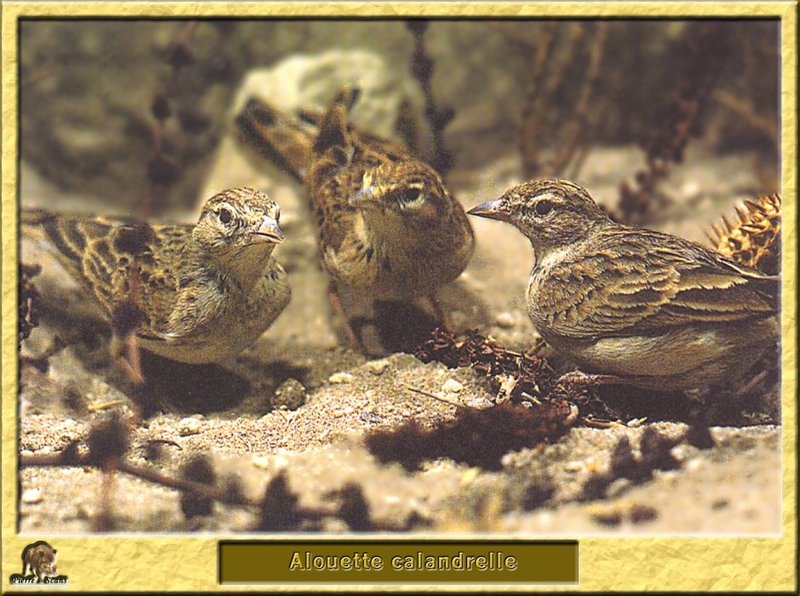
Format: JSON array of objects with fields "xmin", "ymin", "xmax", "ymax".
[
  {"xmin": 468, "ymin": 179, "xmax": 778, "ymax": 391},
  {"xmin": 238, "ymin": 88, "xmax": 475, "ymax": 343},
  {"xmin": 21, "ymin": 188, "xmax": 291, "ymax": 367}
]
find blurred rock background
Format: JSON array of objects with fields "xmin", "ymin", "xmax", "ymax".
[{"xmin": 20, "ymin": 19, "xmax": 779, "ymax": 213}]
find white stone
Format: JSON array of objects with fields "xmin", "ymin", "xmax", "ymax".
[
  {"xmin": 230, "ymin": 51, "xmax": 421, "ymax": 138},
  {"xmin": 178, "ymin": 417, "xmax": 202, "ymax": 436},
  {"xmin": 365, "ymin": 359, "xmax": 390, "ymax": 375},
  {"xmin": 22, "ymin": 488, "xmax": 43, "ymax": 504},
  {"xmin": 328, "ymin": 372, "xmax": 355, "ymax": 384},
  {"xmin": 685, "ymin": 458, "xmax": 705, "ymax": 472},
  {"xmin": 495, "ymin": 312, "xmax": 515, "ymax": 328},
  {"xmin": 442, "ymin": 379, "xmax": 464, "ymax": 394}
]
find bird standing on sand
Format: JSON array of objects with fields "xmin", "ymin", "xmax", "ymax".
[
  {"xmin": 22, "ymin": 188, "xmax": 291, "ymax": 370},
  {"xmin": 468, "ymin": 178, "xmax": 778, "ymax": 391},
  {"xmin": 237, "ymin": 88, "xmax": 474, "ymax": 346}
]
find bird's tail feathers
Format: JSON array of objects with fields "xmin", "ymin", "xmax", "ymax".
[
  {"xmin": 312, "ymin": 86, "xmax": 361, "ymax": 159},
  {"xmin": 21, "ymin": 208, "xmax": 112, "ymax": 278},
  {"xmin": 235, "ymin": 98, "xmax": 315, "ymax": 183}
]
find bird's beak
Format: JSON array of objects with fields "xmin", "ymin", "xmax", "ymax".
[
  {"xmin": 467, "ymin": 198, "xmax": 510, "ymax": 222},
  {"xmin": 252, "ymin": 216, "xmax": 284, "ymax": 244},
  {"xmin": 348, "ymin": 186, "xmax": 380, "ymax": 209}
]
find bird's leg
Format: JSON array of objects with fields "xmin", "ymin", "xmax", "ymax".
[
  {"xmin": 326, "ymin": 281, "xmax": 363, "ymax": 350},
  {"xmin": 112, "ymin": 333, "xmax": 144, "ymax": 386},
  {"xmin": 428, "ymin": 293, "xmax": 450, "ymax": 330},
  {"xmin": 734, "ymin": 368, "xmax": 770, "ymax": 397},
  {"xmin": 555, "ymin": 370, "xmax": 627, "ymax": 388}
]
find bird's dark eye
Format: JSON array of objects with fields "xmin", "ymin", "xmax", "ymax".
[
  {"xmin": 533, "ymin": 200, "xmax": 553, "ymax": 217},
  {"xmin": 396, "ymin": 188, "xmax": 424, "ymax": 205},
  {"xmin": 218, "ymin": 208, "xmax": 232, "ymax": 224}
]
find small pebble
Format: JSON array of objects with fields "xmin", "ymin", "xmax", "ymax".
[
  {"xmin": 685, "ymin": 458, "xmax": 704, "ymax": 472},
  {"xmin": 534, "ymin": 510, "xmax": 554, "ymax": 527},
  {"xmin": 328, "ymin": 372, "xmax": 354, "ymax": 384},
  {"xmin": 564, "ymin": 460, "xmax": 584, "ymax": 473},
  {"xmin": 178, "ymin": 417, "xmax": 202, "ymax": 436},
  {"xmin": 22, "ymin": 488, "xmax": 43, "ymax": 504},
  {"xmin": 365, "ymin": 359, "xmax": 390, "ymax": 375},
  {"xmin": 321, "ymin": 518, "xmax": 350, "ymax": 533},
  {"xmin": 460, "ymin": 468, "xmax": 480, "ymax": 485},
  {"xmin": 273, "ymin": 378, "xmax": 307, "ymax": 410},
  {"xmin": 495, "ymin": 311, "xmax": 515, "ymax": 328},
  {"xmin": 465, "ymin": 397, "xmax": 492, "ymax": 409},
  {"xmin": 359, "ymin": 411, "xmax": 382, "ymax": 425},
  {"xmin": 442, "ymin": 379, "xmax": 464, "ymax": 394}
]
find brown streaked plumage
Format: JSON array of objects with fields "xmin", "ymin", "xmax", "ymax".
[
  {"xmin": 21, "ymin": 188, "xmax": 291, "ymax": 365},
  {"xmin": 468, "ymin": 178, "xmax": 778, "ymax": 391},
  {"xmin": 237, "ymin": 88, "xmax": 474, "ymax": 340}
]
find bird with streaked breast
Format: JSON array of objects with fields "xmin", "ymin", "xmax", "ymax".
[
  {"xmin": 237, "ymin": 88, "xmax": 475, "ymax": 344},
  {"xmin": 21, "ymin": 187, "xmax": 291, "ymax": 366},
  {"xmin": 468, "ymin": 178, "xmax": 778, "ymax": 392}
]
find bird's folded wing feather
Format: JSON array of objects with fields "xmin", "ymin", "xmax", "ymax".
[
  {"xmin": 23, "ymin": 209, "xmax": 193, "ymax": 340},
  {"xmin": 538, "ymin": 228, "xmax": 777, "ymax": 339}
]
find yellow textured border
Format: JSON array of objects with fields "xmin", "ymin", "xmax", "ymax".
[{"xmin": 1, "ymin": 2, "xmax": 796, "ymax": 592}]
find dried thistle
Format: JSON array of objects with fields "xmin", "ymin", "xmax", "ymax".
[
  {"xmin": 707, "ymin": 194, "xmax": 781, "ymax": 275},
  {"xmin": 414, "ymin": 328, "xmax": 625, "ymax": 422},
  {"xmin": 145, "ymin": 21, "xmax": 199, "ymax": 216},
  {"xmin": 406, "ymin": 20, "xmax": 454, "ymax": 173},
  {"xmin": 255, "ymin": 471, "xmax": 301, "ymax": 532},
  {"xmin": 581, "ymin": 428, "xmax": 683, "ymax": 501},
  {"xmin": 329, "ymin": 483, "xmax": 373, "ymax": 531},
  {"xmin": 86, "ymin": 410, "xmax": 131, "ymax": 469},
  {"xmin": 618, "ymin": 23, "xmax": 734, "ymax": 223},
  {"xmin": 19, "ymin": 263, "xmax": 42, "ymax": 347},
  {"xmin": 515, "ymin": 22, "xmax": 609, "ymax": 179},
  {"xmin": 179, "ymin": 454, "xmax": 217, "ymax": 519},
  {"xmin": 366, "ymin": 399, "xmax": 577, "ymax": 471},
  {"xmin": 414, "ymin": 328, "xmax": 558, "ymax": 403},
  {"xmin": 86, "ymin": 410, "xmax": 131, "ymax": 532}
]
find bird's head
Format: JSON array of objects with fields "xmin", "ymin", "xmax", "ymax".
[
  {"xmin": 467, "ymin": 178, "xmax": 611, "ymax": 257},
  {"xmin": 348, "ymin": 162, "xmax": 450, "ymax": 224},
  {"xmin": 194, "ymin": 188, "xmax": 283, "ymax": 259}
]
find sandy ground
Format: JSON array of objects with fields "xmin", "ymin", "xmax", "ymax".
[{"xmin": 17, "ymin": 141, "xmax": 782, "ymax": 535}]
